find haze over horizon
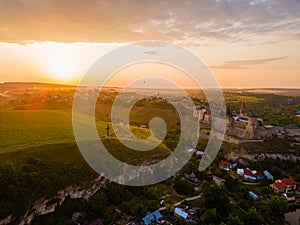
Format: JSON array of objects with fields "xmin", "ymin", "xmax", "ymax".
[{"xmin": 0, "ymin": 0, "xmax": 299, "ymax": 88}]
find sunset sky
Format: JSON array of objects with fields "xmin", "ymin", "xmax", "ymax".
[{"xmin": 0, "ymin": 0, "xmax": 299, "ymax": 88}]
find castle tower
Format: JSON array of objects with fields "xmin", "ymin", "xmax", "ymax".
[
  {"xmin": 240, "ymin": 102, "xmax": 247, "ymax": 116},
  {"xmin": 246, "ymin": 115, "xmax": 258, "ymax": 139},
  {"xmin": 194, "ymin": 106, "xmax": 207, "ymax": 122},
  {"xmin": 204, "ymin": 108, "xmax": 212, "ymax": 124}
]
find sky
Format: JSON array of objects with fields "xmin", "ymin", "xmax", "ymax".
[{"xmin": 0, "ymin": 0, "xmax": 299, "ymax": 88}]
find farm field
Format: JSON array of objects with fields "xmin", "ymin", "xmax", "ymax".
[
  {"xmin": 0, "ymin": 110, "xmax": 76, "ymax": 153},
  {"xmin": 0, "ymin": 109, "xmax": 172, "ymax": 163}
]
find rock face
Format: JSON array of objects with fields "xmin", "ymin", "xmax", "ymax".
[
  {"xmin": 0, "ymin": 176, "xmax": 108, "ymax": 225},
  {"xmin": 226, "ymin": 152, "xmax": 300, "ymax": 163},
  {"xmin": 0, "ymin": 216, "xmax": 12, "ymax": 225}
]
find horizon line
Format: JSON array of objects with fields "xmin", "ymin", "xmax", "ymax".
[{"xmin": 1, "ymin": 81, "xmax": 300, "ymax": 90}]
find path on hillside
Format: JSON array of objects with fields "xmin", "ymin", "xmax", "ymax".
[{"xmin": 159, "ymin": 194, "xmax": 202, "ymax": 211}]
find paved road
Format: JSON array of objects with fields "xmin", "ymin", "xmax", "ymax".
[{"xmin": 159, "ymin": 194, "xmax": 202, "ymax": 211}]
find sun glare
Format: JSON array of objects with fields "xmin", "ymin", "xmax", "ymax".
[{"xmin": 48, "ymin": 57, "xmax": 77, "ymax": 81}]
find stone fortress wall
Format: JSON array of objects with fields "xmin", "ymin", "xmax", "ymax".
[{"xmin": 195, "ymin": 102, "xmax": 300, "ymax": 141}]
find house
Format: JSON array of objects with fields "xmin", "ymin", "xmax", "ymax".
[
  {"xmin": 174, "ymin": 208, "xmax": 192, "ymax": 222},
  {"xmin": 253, "ymin": 171, "xmax": 264, "ymax": 180},
  {"xmin": 243, "ymin": 168, "xmax": 257, "ymax": 182},
  {"xmin": 237, "ymin": 168, "xmax": 244, "ymax": 176},
  {"xmin": 185, "ymin": 173, "xmax": 201, "ymax": 186},
  {"xmin": 231, "ymin": 163, "xmax": 238, "ymax": 170},
  {"xmin": 207, "ymin": 170, "xmax": 213, "ymax": 181},
  {"xmin": 141, "ymin": 210, "xmax": 163, "ymax": 225},
  {"xmin": 196, "ymin": 150, "xmax": 204, "ymax": 156},
  {"xmin": 271, "ymin": 178, "xmax": 297, "ymax": 193},
  {"xmin": 248, "ymin": 191, "xmax": 259, "ymax": 201},
  {"xmin": 219, "ymin": 160, "xmax": 232, "ymax": 171},
  {"xmin": 84, "ymin": 218, "xmax": 104, "ymax": 225},
  {"xmin": 283, "ymin": 192, "xmax": 296, "ymax": 201},
  {"xmin": 241, "ymin": 168, "xmax": 264, "ymax": 181},
  {"xmin": 213, "ymin": 175, "xmax": 225, "ymax": 186},
  {"xmin": 264, "ymin": 170, "xmax": 274, "ymax": 180}
]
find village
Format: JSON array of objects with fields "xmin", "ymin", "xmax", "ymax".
[{"xmin": 1, "ymin": 84, "xmax": 300, "ymax": 225}]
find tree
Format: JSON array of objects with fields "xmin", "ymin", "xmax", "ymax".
[
  {"xmin": 227, "ymin": 214, "xmax": 243, "ymax": 225},
  {"xmin": 203, "ymin": 185, "xmax": 230, "ymax": 217},
  {"xmin": 173, "ymin": 177, "xmax": 194, "ymax": 196},
  {"xmin": 200, "ymin": 208, "xmax": 218, "ymax": 224},
  {"xmin": 88, "ymin": 192, "xmax": 107, "ymax": 218},
  {"xmin": 224, "ymin": 174, "xmax": 239, "ymax": 192},
  {"xmin": 105, "ymin": 183, "xmax": 123, "ymax": 205},
  {"xmin": 244, "ymin": 207, "xmax": 264, "ymax": 225},
  {"xmin": 226, "ymin": 105, "xmax": 232, "ymax": 117},
  {"xmin": 269, "ymin": 197, "xmax": 288, "ymax": 223}
]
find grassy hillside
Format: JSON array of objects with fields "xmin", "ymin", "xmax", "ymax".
[
  {"xmin": 0, "ymin": 109, "xmax": 172, "ymax": 220},
  {"xmin": 0, "ymin": 110, "xmax": 76, "ymax": 152},
  {"xmin": 0, "ymin": 109, "xmax": 170, "ymax": 154}
]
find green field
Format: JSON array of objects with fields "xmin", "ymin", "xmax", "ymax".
[
  {"xmin": 0, "ymin": 109, "xmax": 172, "ymax": 162},
  {"xmin": 0, "ymin": 110, "xmax": 76, "ymax": 152}
]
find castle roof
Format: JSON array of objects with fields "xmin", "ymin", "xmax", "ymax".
[{"xmin": 241, "ymin": 102, "xmax": 247, "ymax": 112}]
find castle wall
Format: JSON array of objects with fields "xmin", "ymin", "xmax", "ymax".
[{"xmin": 226, "ymin": 117, "xmax": 267, "ymax": 140}]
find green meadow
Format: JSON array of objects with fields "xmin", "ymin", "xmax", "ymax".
[
  {"xmin": 0, "ymin": 110, "xmax": 76, "ymax": 153},
  {"xmin": 0, "ymin": 109, "xmax": 171, "ymax": 161}
]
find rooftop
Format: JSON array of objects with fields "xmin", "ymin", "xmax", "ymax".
[
  {"xmin": 274, "ymin": 178, "xmax": 296, "ymax": 189},
  {"xmin": 244, "ymin": 168, "xmax": 253, "ymax": 176},
  {"xmin": 174, "ymin": 208, "xmax": 189, "ymax": 220},
  {"xmin": 142, "ymin": 210, "xmax": 162, "ymax": 225},
  {"xmin": 219, "ymin": 160, "xmax": 231, "ymax": 168}
]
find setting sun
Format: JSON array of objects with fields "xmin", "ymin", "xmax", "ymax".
[{"xmin": 48, "ymin": 57, "xmax": 77, "ymax": 81}]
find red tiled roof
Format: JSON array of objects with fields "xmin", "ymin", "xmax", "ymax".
[
  {"xmin": 274, "ymin": 178, "xmax": 296, "ymax": 189},
  {"xmin": 253, "ymin": 172, "xmax": 263, "ymax": 177},
  {"xmin": 244, "ymin": 169, "xmax": 253, "ymax": 176},
  {"xmin": 219, "ymin": 160, "xmax": 231, "ymax": 168}
]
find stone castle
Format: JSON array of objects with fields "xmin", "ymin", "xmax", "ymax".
[
  {"xmin": 195, "ymin": 102, "xmax": 300, "ymax": 141},
  {"xmin": 195, "ymin": 102, "xmax": 268, "ymax": 140},
  {"xmin": 226, "ymin": 102, "xmax": 267, "ymax": 140}
]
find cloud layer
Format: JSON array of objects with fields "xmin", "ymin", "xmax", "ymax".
[
  {"xmin": 212, "ymin": 56, "xmax": 290, "ymax": 69},
  {"xmin": 0, "ymin": 0, "xmax": 299, "ymax": 44}
]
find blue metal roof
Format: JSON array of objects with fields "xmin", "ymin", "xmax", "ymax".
[
  {"xmin": 264, "ymin": 170, "xmax": 273, "ymax": 179},
  {"xmin": 248, "ymin": 191, "xmax": 259, "ymax": 200},
  {"xmin": 142, "ymin": 210, "xmax": 162, "ymax": 225},
  {"xmin": 174, "ymin": 208, "xmax": 188, "ymax": 219},
  {"xmin": 174, "ymin": 208, "xmax": 192, "ymax": 222}
]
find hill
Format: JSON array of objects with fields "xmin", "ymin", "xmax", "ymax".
[
  {"xmin": 0, "ymin": 109, "xmax": 171, "ymax": 161},
  {"xmin": 0, "ymin": 109, "xmax": 172, "ymax": 220}
]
